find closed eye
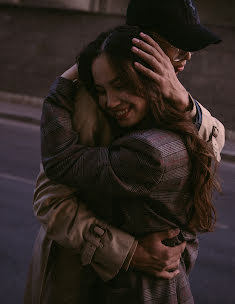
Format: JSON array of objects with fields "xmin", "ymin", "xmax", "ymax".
[
  {"xmin": 112, "ymin": 83, "xmax": 124, "ymax": 90},
  {"xmin": 95, "ymin": 87, "xmax": 106, "ymax": 96}
]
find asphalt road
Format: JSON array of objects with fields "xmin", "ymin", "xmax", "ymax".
[{"xmin": 0, "ymin": 118, "xmax": 234, "ymax": 304}]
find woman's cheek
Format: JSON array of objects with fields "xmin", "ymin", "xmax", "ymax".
[
  {"xmin": 98, "ymin": 96, "xmax": 107, "ymax": 110},
  {"xmin": 118, "ymin": 91, "xmax": 131, "ymax": 100}
]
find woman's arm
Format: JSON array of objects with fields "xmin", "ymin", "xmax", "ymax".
[
  {"xmin": 41, "ymin": 78, "xmax": 164, "ymax": 196},
  {"xmin": 41, "ymin": 76, "xmax": 224, "ymax": 199}
]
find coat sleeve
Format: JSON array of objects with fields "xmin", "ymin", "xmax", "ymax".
[
  {"xmin": 197, "ymin": 101, "xmax": 225, "ymax": 161},
  {"xmin": 41, "ymin": 78, "xmax": 164, "ymax": 197},
  {"xmin": 33, "ymin": 164, "xmax": 137, "ymax": 281},
  {"xmin": 187, "ymin": 94, "xmax": 225, "ymax": 161}
]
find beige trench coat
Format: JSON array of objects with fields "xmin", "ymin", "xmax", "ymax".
[{"xmin": 24, "ymin": 85, "xmax": 225, "ymax": 303}]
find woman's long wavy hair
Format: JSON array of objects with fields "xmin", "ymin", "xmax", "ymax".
[{"xmin": 77, "ymin": 25, "xmax": 220, "ymax": 233}]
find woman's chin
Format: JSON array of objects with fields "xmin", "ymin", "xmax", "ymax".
[{"xmin": 117, "ymin": 120, "xmax": 134, "ymax": 128}]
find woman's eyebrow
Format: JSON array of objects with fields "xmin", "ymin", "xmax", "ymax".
[
  {"xmin": 94, "ymin": 84, "xmax": 104, "ymax": 88},
  {"xmin": 95, "ymin": 77, "xmax": 120, "ymax": 88}
]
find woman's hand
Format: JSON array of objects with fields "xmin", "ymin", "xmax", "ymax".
[
  {"xmin": 131, "ymin": 33, "xmax": 190, "ymax": 112},
  {"xmin": 61, "ymin": 64, "xmax": 78, "ymax": 81},
  {"xmin": 130, "ymin": 229, "xmax": 186, "ymax": 279}
]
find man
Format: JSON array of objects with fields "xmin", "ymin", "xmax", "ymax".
[{"xmin": 24, "ymin": 0, "xmax": 225, "ymax": 303}]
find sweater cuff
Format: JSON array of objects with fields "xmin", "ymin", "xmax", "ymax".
[
  {"xmin": 188, "ymin": 93, "xmax": 202, "ymax": 130},
  {"xmin": 187, "ymin": 93, "xmax": 197, "ymax": 119}
]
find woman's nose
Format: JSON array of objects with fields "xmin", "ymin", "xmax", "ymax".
[{"xmin": 106, "ymin": 92, "xmax": 120, "ymax": 109}]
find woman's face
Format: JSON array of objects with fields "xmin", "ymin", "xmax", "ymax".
[{"xmin": 92, "ymin": 53, "xmax": 149, "ymax": 128}]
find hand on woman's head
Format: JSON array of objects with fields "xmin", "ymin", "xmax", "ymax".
[
  {"xmin": 78, "ymin": 25, "xmax": 190, "ymax": 132},
  {"xmin": 131, "ymin": 32, "xmax": 190, "ymax": 111}
]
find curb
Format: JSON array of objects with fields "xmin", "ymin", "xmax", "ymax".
[
  {"xmin": 0, "ymin": 112, "xmax": 41, "ymax": 126},
  {"xmin": 0, "ymin": 91, "xmax": 43, "ymax": 108}
]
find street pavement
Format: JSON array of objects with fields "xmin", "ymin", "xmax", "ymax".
[
  {"xmin": 0, "ymin": 119, "xmax": 40, "ymax": 304},
  {"xmin": 0, "ymin": 100, "xmax": 235, "ymax": 303}
]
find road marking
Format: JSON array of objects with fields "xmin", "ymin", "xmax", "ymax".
[
  {"xmin": 0, "ymin": 173, "xmax": 35, "ymax": 185},
  {"xmin": 216, "ymin": 222, "xmax": 229, "ymax": 229},
  {"xmin": 0, "ymin": 117, "xmax": 40, "ymax": 131}
]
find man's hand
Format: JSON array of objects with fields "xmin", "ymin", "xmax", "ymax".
[
  {"xmin": 130, "ymin": 229, "xmax": 186, "ymax": 279},
  {"xmin": 131, "ymin": 33, "xmax": 190, "ymax": 112}
]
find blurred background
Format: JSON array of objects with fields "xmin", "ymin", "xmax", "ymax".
[
  {"xmin": 0, "ymin": 0, "xmax": 234, "ymax": 128},
  {"xmin": 0, "ymin": 1, "xmax": 234, "ymax": 303}
]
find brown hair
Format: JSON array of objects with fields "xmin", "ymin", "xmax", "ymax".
[{"xmin": 77, "ymin": 25, "xmax": 220, "ymax": 232}]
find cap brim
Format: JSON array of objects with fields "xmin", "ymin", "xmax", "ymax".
[{"xmin": 159, "ymin": 24, "xmax": 222, "ymax": 52}]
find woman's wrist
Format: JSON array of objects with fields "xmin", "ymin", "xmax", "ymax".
[{"xmin": 61, "ymin": 64, "xmax": 78, "ymax": 81}]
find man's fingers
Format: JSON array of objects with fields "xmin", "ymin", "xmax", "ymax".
[
  {"xmin": 139, "ymin": 32, "xmax": 166, "ymax": 58},
  {"xmin": 165, "ymin": 259, "xmax": 180, "ymax": 272},
  {"xmin": 167, "ymin": 228, "xmax": 181, "ymax": 238},
  {"xmin": 155, "ymin": 251, "xmax": 181, "ymax": 270},
  {"xmin": 132, "ymin": 38, "xmax": 162, "ymax": 62},
  {"xmin": 136, "ymin": 262, "xmax": 180, "ymax": 279},
  {"xmin": 150, "ymin": 228, "xmax": 180, "ymax": 241},
  {"xmin": 132, "ymin": 46, "xmax": 162, "ymax": 73},
  {"xmin": 154, "ymin": 269, "xmax": 180, "ymax": 280},
  {"xmin": 134, "ymin": 62, "xmax": 161, "ymax": 83},
  {"xmin": 163, "ymin": 241, "xmax": 186, "ymax": 260},
  {"xmin": 171, "ymin": 241, "xmax": 186, "ymax": 255}
]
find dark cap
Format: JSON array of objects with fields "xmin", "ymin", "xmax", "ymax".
[{"xmin": 126, "ymin": 0, "xmax": 222, "ymax": 51}]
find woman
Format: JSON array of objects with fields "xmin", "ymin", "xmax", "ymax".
[{"xmin": 39, "ymin": 25, "xmax": 220, "ymax": 303}]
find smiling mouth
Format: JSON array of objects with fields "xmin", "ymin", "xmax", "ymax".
[{"xmin": 112, "ymin": 107, "xmax": 131, "ymax": 120}]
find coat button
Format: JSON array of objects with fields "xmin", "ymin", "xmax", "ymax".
[
  {"xmin": 212, "ymin": 126, "xmax": 219, "ymax": 138},
  {"xmin": 91, "ymin": 224, "xmax": 105, "ymax": 237}
]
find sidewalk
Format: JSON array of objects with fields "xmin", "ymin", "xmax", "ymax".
[
  {"xmin": 0, "ymin": 92, "xmax": 42, "ymax": 125},
  {"xmin": 1, "ymin": 91, "xmax": 235, "ymax": 162}
]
